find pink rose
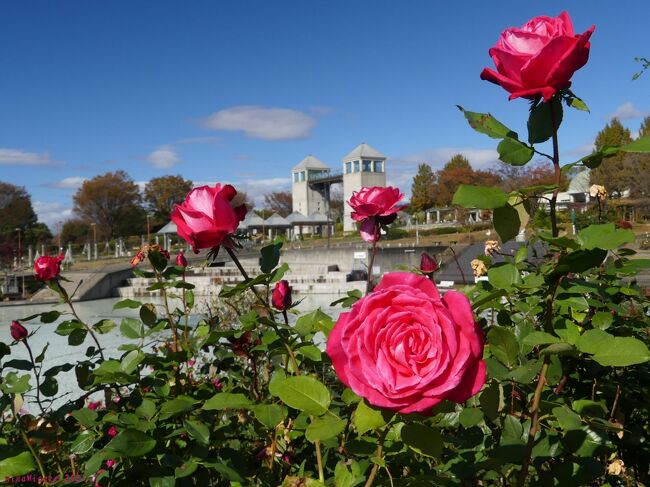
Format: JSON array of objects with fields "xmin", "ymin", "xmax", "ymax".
[
  {"xmin": 10, "ymin": 320, "xmax": 28, "ymax": 341},
  {"xmin": 107, "ymin": 426, "xmax": 118, "ymax": 438},
  {"xmin": 326, "ymin": 272, "xmax": 485, "ymax": 414},
  {"xmin": 176, "ymin": 251, "xmax": 188, "ymax": 267},
  {"xmin": 171, "ymin": 184, "xmax": 247, "ymax": 253},
  {"xmin": 87, "ymin": 400, "xmax": 102, "ymax": 410},
  {"xmin": 34, "ymin": 254, "xmax": 64, "ymax": 281},
  {"xmin": 420, "ymin": 252, "xmax": 438, "ymax": 274},
  {"xmin": 347, "ymin": 186, "xmax": 405, "ymax": 243},
  {"xmin": 272, "ymin": 280, "xmax": 292, "ymax": 311},
  {"xmin": 480, "ymin": 12, "xmax": 594, "ymax": 101}
]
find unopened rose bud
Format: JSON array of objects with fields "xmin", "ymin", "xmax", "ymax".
[
  {"xmin": 10, "ymin": 321, "xmax": 28, "ymax": 341},
  {"xmin": 420, "ymin": 253, "xmax": 438, "ymax": 274},
  {"xmin": 484, "ymin": 240, "xmax": 501, "ymax": 256},
  {"xmin": 211, "ymin": 378, "xmax": 223, "ymax": 391},
  {"xmin": 176, "ymin": 251, "xmax": 188, "ymax": 267},
  {"xmin": 106, "ymin": 459, "xmax": 116, "ymax": 468},
  {"xmin": 107, "ymin": 426, "xmax": 118, "ymax": 438},
  {"xmin": 272, "ymin": 280, "xmax": 292, "ymax": 311},
  {"xmin": 471, "ymin": 259, "xmax": 488, "ymax": 277}
]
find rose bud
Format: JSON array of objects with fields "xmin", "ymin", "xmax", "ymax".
[
  {"xmin": 10, "ymin": 320, "xmax": 28, "ymax": 341},
  {"xmin": 106, "ymin": 459, "xmax": 116, "ymax": 468},
  {"xmin": 107, "ymin": 426, "xmax": 118, "ymax": 438},
  {"xmin": 34, "ymin": 255, "xmax": 64, "ymax": 281},
  {"xmin": 420, "ymin": 253, "xmax": 438, "ymax": 274},
  {"xmin": 176, "ymin": 251, "xmax": 188, "ymax": 267},
  {"xmin": 272, "ymin": 280, "xmax": 292, "ymax": 311},
  {"xmin": 211, "ymin": 378, "xmax": 223, "ymax": 391}
]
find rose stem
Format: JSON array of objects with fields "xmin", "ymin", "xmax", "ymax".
[
  {"xmin": 518, "ymin": 97, "xmax": 563, "ymax": 485},
  {"xmin": 225, "ymin": 246, "xmax": 267, "ymax": 306},
  {"xmin": 281, "ymin": 310, "xmax": 301, "ymax": 375},
  {"xmin": 366, "ymin": 240, "xmax": 377, "ymax": 294},
  {"xmin": 23, "ymin": 340, "xmax": 46, "ymax": 415},
  {"xmin": 315, "ymin": 439, "xmax": 325, "ymax": 483},
  {"xmin": 19, "ymin": 427, "xmax": 48, "ymax": 486},
  {"xmin": 448, "ymin": 246, "xmax": 467, "ymax": 285},
  {"xmin": 364, "ymin": 427, "xmax": 389, "ymax": 487}
]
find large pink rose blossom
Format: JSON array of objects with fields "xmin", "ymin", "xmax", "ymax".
[
  {"xmin": 171, "ymin": 184, "xmax": 247, "ymax": 253},
  {"xmin": 480, "ymin": 12, "xmax": 594, "ymax": 101},
  {"xmin": 347, "ymin": 186, "xmax": 405, "ymax": 243},
  {"xmin": 326, "ymin": 272, "xmax": 485, "ymax": 414},
  {"xmin": 33, "ymin": 255, "xmax": 64, "ymax": 281}
]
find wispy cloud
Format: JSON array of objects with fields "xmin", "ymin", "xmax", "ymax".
[
  {"xmin": 147, "ymin": 145, "xmax": 181, "ymax": 169},
  {"xmin": 0, "ymin": 148, "xmax": 60, "ymax": 166},
  {"xmin": 202, "ymin": 105, "xmax": 316, "ymax": 141},
  {"xmin": 45, "ymin": 176, "xmax": 88, "ymax": 189},
  {"xmin": 608, "ymin": 102, "xmax": 647, "ymax": 120},
  {"xmin": 191, "ymin": 177, "xmax": 291, "ymax": 208},
  {"xmin": 33, "ymin": 201, "xmax": 73, "ymax": 229}
]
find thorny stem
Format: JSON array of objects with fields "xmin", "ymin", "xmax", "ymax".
[
  {"xmin": 364, "ymin": 427, "xmax": 390, "ymax": 487},
  {"xmin": 448, "ymin": 246, "xmax": 468, "ymax": 285},
  {"xmin": 156, "ymin": 269, "xmax": 180, "ymax": 353},
  {"xmin": 367, "ymin": 241, "xmax": 377, "ymax": 294},
  {"xmin": 609, "ymin": 384, "xmax": 622, "ymax": 422},
  {"xmin": 282, "ymin": 310, "xmax": 301, "ymax": 375},
  {"xmin": 19, "ymin": 427, "xmax": 49, "ymax": 486},
  {"xmin": 225, "ymin": 246, "xmax": 267, "ymax": 305},
  {"xmin": 23, "ymin": 341, "xmax": 45, "ymax": 415},
  {"xmin": 549, "ymin": 98, "xmax": 562, "ymax": 238}
]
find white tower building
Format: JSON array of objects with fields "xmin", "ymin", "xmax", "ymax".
[
  {"xmin": 342, "ymin": 143, "xmax": 387, "ymax": 232},
  {"xmin": 291, "ymin": 155, "xmax": 330, "ymax": 216}
]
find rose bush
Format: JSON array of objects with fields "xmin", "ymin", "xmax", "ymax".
[
  {"xmin": 33, "ymin": 254, "xmax": 64, "ymax": 281},
  {"xmin": 171, "ymin": 183, "xmax": 247, "ymax": 253},
  {"xmin": 480, "ymin": 11, "xmax": 594, "ymax": 101},
  {"xmin": 326, "ymin": 272, "xmax": 485, "ymax": 413}
]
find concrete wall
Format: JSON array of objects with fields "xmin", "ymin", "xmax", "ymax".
[
  {"xmin": 292, "ymin": 180, "xmax": 328, "ymax": 216},
  {"xmin": 281, "ymin": 245, "xmax": 447, "ymax": 273}
]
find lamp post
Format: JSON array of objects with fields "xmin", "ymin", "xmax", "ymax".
[
  {"xmin": 91, "ymin": 223, "xmax": 97, "ymax": 259},
  {"xmin": 146, "ymin": 214, "xmax": 152, "ymax": 242},
  {"xmin": 15, "ymin": 228, "xmax": 25, "ymax": 298}
]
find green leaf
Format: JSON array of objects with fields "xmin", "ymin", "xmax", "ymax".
[
  {"xmin": 565, "ymin": 93, "xmax": 589, "ymax": 112},
  {"xmin": 71, "ymin": 408, "xmax": 98, "ymax": 427},
  {"xmin": 93, "ymin": 319, "xmax": 116, "ymax": 334},
  {"xmin": 260, "ymin": 239, "xmax": 283, "ymax": 273},
  {"xmin": 68, "ymin": 328, "xmax": 88, "ymax": 346},
  {"xmin": 522, "ymin": 332, "xmax": 560, "ymax": 347},
  {"xmin": 0, "ymin": 450, "xmax": 36, "ymax": 477},
  {"xmin": 591, "ymin": 311, "xmax": 613, "ymax": 330},
  {"xmin": 184, "ymin": 419, "xmax": 210, "ymax": 446},
  {"xmin": 488, "ymin": 263, "xmax": 521, "ymax": 290},
  {"xmin": 40, "ymin": 310, "xmax": 61, "ymax": 323},
  {"xmin": 159, "ymin": 396, "xmax": 198, "ymax": 419},
  {"xmin": 577, "ymin": 330, "xmax": 650, "ymax": 366},
  {"xmin": 54, "ymin": 320, "xmax": 85, "ymax": 336},
  {"xmin": 121, "ymin": 350, "xmax": 144, "ymax": 374},
  {"xmin": 488, "ymin": 327, "xmax": 519, "ymax": 367},
  {"xmin": 305, "ymin": 414, "xmax": 347, "ymax": 442},
  {"xmin": 70, "ymin": 430, "xmax": 97, "ymax": 454},
  {"xmin": 497, "ymin": 137, "xmax": 534, "ymax": 166},
  {"xmin": 252, "ymin": 404, "xmax": 285, "ymax": 429},
  {"xmin": 619, "ymin": 135, "xmax": 650, "ymax": 153},
  {"xmin": 459, "ymin": 407, "xmax": 484, "ymax": 428},
  {"xmin": 149, "ymin": 477, "xmax": 175, "ymax": 487},
  {"xmin": 298, "ymin": 345, "xmax": 322, "ymax": 362},
  {"xmin": 401, "ymin": 424, "xmax": 442, "ymax": 458},
  {"xmin": 0, "ymin": 372, "xmax": 31, "ymax": 394},
  {"xmin": 40, "ymin": 376, "xmax": 58, "ymax": 397},
  {"xmin": 452, "ymin": 185, "xmax": 509, "ymax": 209},
  {"xmin": 501, "ymin": 415, "xmax": 525, "ymax": 445},
  {"xmin": 493, "ymin": 204, "xmax": 521, "ymax": 242},
  {"xmin": 203, "ymin": 392, "xmax": 252, "ymax": 410},
  {"xmin": 456, "ymin": 105, "xmax": 517, "ymax": 139},
  {"xmin": 552, "ymin": 406, "xmax": 582, "ymax": 431},
  {"xmin": 341, "ymin": 388, "xmax": 361, "ymax": 405},
  {"xmin": 106, "ymin": 429, "xmax": 156, "ymax": 456},
  {"xmin": 120, "ymin": 317, "xmax": 145, "ymax": 339},
  {"xmin": 274, "ymin": 376, "xmax": 330, "ymax": 415},
  {"xmin": 577, "ymin": 223, "xmax": 635, "ymax": 250},
  {"xmin": 295, "ymin": 309, "xmax": 334, "ymax": 337},
  {"xmin": 113, "ymin": 298, "xmax": 143, "ymax": 310},
  {"xmin": 479, "ymin": 381, "xmax": 503, "ymax": 421},
  {"xmin": 354, "ymin": 400, "xmax": 390, "ymax": 435},
  {"xmin": 528, "ymin": 97, "xmax": 563, "ymax": 144},
  {"xmin": 139, "ymin": 304, "xmax": 157, "ymax": 327}
]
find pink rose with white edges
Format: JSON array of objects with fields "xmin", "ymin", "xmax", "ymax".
[{"xmin": 326, "ymin": 272, "xmax": 485, "ymax": 414}]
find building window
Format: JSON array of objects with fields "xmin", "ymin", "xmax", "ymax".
[
  {"xmin": 353, "ymin": 160, "xmax": 360, "ymax": 172},
  {"xmin": 373, "ymin": 160, "xmax": 383, "ymax": 172},
  {"xmin": 300, "ymin": 171, "xmax": 306, "ymax": 181},
  {"xmin": 345, "ymin": 161, "xmax": 352, "ymax": 174},
  {"xmin": 362, "ymin": 160, "xmax": 371, "ymax": 172},
  {"xmin": 293, "ymin": 172, "xmax": 300, "ymax": 182}
]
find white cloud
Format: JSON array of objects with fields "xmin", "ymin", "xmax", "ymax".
[
  {"xmin": 608, "ymin": 102, "xmax": 647, "ymax": 120},
  {"xmin": 45, "ymin": 176, "xmax": 88, "ymax": 189},
  {"xmin": 33, "ymin": 201, "xmax": 73, "ymax": 229},
  {"xmin": 202, "ymin": 106, "xmax": 316, "ymax": 141},
  {"xmin": 0, "ymin": 148, "xmax": 59, "ymax": 165},
  {"xmin": 147, "ymin": 145, "xmax": 181, "ymax": 169}
]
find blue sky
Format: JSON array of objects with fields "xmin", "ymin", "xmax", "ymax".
[{"xmin": 1, "ymin": 1, "xmax": 648, "ymax": 229}]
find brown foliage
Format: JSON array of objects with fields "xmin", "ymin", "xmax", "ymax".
[{"xmin": 263, "ymin": 190, "xmax": 292, "ymax": 217}]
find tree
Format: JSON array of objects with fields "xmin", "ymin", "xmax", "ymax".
[
  {"xmin": 410, "ymin": 163, "xmax": 436, "ymax": 213},
  {"xmin": 590, "ymin": 118, "xmax": 633, "ymax": 198},
  {"xmin": 0, "ymin": 182, "xmax": 37, "ymax": 237},
  {"xmin": 60, "ymin": 219, "xmax": 91, "ymax": 245},
  {"xmin": 144, "ymin": 175, "xmax": 194, "ymax": 225},
  {"xmin": 432, "ymin": 155, "xmax": 501, "ymax": 207},
  {"xmin": 492, "ymin": 161, "xmax": 563, "ymax": 192},
  {"xmin": 73, "ymin": 171, "xmax": 145, "ymax": 238},
  {"xmin": 263, "ymin": 190, "xmax": 292, "ymax": 217},
  {"xmin": 232, "ymin": 190, "xmax": 253, "ymax": 211},
  {"xmin": 626, "ymin": 116, "xmax": 650, "ymax": 197}
]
